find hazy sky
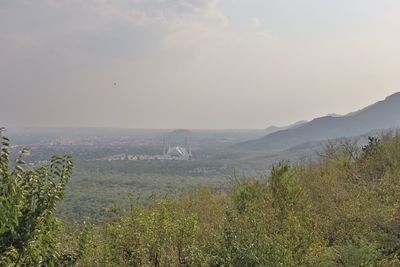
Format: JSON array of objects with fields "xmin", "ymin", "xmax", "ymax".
[{"xmin": 1, "ymin": 0, "xmax": 400, "ymax": 129}]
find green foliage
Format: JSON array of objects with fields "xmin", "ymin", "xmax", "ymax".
[
  {"xmin": 0, "ymin": 130, "xmax": 88, "ymax": 266},
  {"xmin": 339, "ymin": 239, "xmax": 380, "ymax": 267},
  {"xmin": 4, "ymin": 129, "xmax": 400, "ymax": 266},
  {"xmin": 75, "ymin": 132, "xmax": 400, "ymax": 266},
  {"xmin": 88, "ymin": 191, "xmax": 211, "ymax": 266}
]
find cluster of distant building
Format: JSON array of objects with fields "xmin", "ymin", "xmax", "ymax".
[
  {"xmin": 97, "ymin": 133, "xmax": 193, "ymax": 161},
  {"xmin": 97, "ymin": 149, "xmax": 190, "ymax": 162}
]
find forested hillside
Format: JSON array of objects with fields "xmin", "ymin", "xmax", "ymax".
[
  {"xmin": 236, "ymin": 92, "xmax": 400, "ymax": 151},
  {"xmin": 1, "ymin": 130, "xmax": 400, "ymax": 266}
]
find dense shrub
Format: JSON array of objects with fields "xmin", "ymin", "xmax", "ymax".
[
  {"xmin": 77, "ymin": 133, "xmax": 400, "ymax": 266},
  {"xmin": 3, "ymin": 130, "xmax": 400, "ymax": 266},
  {"xmin": 0, "ymin": 129, "xmax": 88, "ymax": 266}
]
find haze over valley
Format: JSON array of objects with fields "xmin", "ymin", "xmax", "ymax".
[
  {"xmin": 2, "ymin": 1, "xmax": 400, "ymax": 265},
  {"xmin": 3, "ymin": 92, "xmax": 400, "ymax": 220}
]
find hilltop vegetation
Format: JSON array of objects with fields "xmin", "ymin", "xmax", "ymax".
[{"xmin": 2, "ymin": 130, "xmax": 400, "ymax": 266}]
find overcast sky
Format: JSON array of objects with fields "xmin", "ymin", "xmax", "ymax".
[{"xmin": 1, "ymin": 0, "xmax": 400, "ymax": 129}]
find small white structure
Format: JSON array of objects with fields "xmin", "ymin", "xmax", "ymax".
[
  {"xmin": 162, "ymin": 130, "xmax": 192, "ymax": 160},
  {"xmin": 166, "ymin": 146, "xmax": 190, "ymax": 159}
]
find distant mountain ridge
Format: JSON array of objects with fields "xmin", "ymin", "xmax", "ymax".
[
  {"xmin": 264, "ymin": 120, "xmax": 308, "ymax": 135},
  {"xmin": 234, "ymin": 92, "xmax": 400, "ymax": 151}
]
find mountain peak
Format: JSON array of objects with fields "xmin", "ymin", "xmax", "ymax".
[
  {"xmin": 234, "ymin": 92, "xmax": 400, "ymax": 152},
  {"xmin": 385, "ymin": 92, "xmax": 400, "ymax": 100}
]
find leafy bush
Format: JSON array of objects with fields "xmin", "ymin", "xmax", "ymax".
[
  {"xmin": 3, "ymin": 129, "xmax": 400, "ymax": 266},
  {"xmin": 0, "ymin": 129, "xmax": 88, "ymax": 266},
  {"xmin": 77, "ymin": 133, "xmax": 400, "ymax": 266}
]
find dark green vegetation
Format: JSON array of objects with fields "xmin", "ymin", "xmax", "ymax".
[
  {"xmin": 8, "ymin": 128, "xmax": 272, "ymax": 221},
  {"xmin": 55, "ymin": 139, "xmax": 325, "ymax": 221},
  {"xmin": 0, "ymin": 129, "xmax": 89, "ymax": 266},
  {"xmin": 2, "ymin": 129, "xmax": 400, "ymax": 266},
  {"xmin": 58, "ymin": 167, "xmax": 228, "ymax": 221},
  {"xmin": 13, "ymin": 91, "xmax": 400, "ymax": 222}
]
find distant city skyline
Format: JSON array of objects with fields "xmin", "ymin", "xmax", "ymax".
[{"xmin": 1, "ymin": 1, "xmax": 400, "ymax": 129}]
